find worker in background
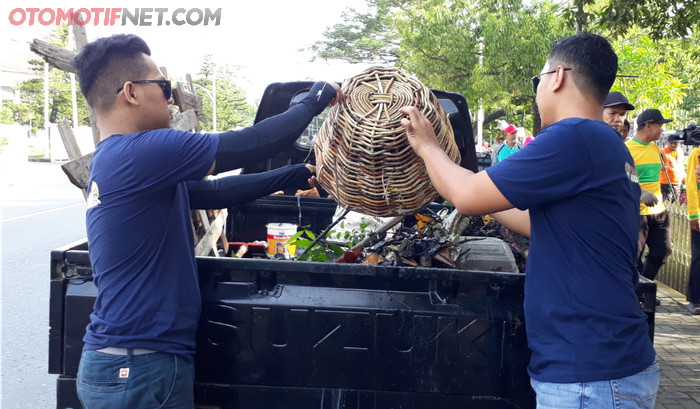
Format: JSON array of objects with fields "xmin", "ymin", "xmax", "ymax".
[
  {"xmin": 621, "ymin": 119, "xmax": 631, "ymax": 140},
  {"xmin": 603, "ymin": 91, "xmax": 635, "ymax": 140},
  {"xmin": 682, "ymin": 147, "xmax": 700, "ymax": 315},
  {"xmin": 625, "ymin": 109, "xmax": 673, "ymax": 288},
  {"xmin": 660, "ymin": 133, "xmax": 685, "ymax": 203},
  {"xmin": 492, "ymin": 124, "xmax": 522, "ymax": 164}
]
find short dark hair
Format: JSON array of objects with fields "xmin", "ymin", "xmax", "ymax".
[
  {"xmin": 72, "ymin": 34, "xmax": 152, "ymax": 112},
  {"xmin": 547, "ymin": 33, "xmax": 617, "ymax": 105},
  {"xmin": 622, "ymin": 119, "xmax": 630, "ymax": 130}
]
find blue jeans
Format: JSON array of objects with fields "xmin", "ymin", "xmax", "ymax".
[
  {"xmin": 531, "ymin": 362, "xmax": 659, "ymax": 409},
  {"xmin": 77, "ymin": 349, "xmax": 195, "ymax": 409}
]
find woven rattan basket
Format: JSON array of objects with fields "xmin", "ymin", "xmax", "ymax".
[{"xmin": 314, "ymin": 67, "xmax": 461, "ymax": 217}]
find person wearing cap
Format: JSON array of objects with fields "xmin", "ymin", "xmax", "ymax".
[
  {"xmin": 660, "ymin": 133, "xmax": 685, "ymax": 202},
  {"xmin": 492, "ymin": 124, "xmax": 522, "ymax": 164},
  {"xmin": 625, "ymin": 109, "xmax": 674, "ymax": 284},
  {"xmin": 683, "ymin": 144, "xmax": 700, "ymax": 314},
  {"xmin": 603, "ymin": 91, "xmax": 635, "ymax": 140}
]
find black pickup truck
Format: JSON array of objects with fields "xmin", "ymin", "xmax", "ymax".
[{"xmin": 49, "ymin": 82, "xmax": 657, "ymax": 409}]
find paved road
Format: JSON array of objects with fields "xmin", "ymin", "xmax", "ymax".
[{"xmin": 2, "ymin": 162, "xmax": 87, "ymax": 409}]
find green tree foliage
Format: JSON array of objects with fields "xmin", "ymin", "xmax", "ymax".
[
  {"xmin": 1, "ymin": 106, "xmax": 17, "ymax": 124},
  {"xmin": 612, "ymin": 29, "xmax": 691, "ymax": 118},
  {"xmin": 311, "ymin": 0, "xmax": 572, "ymax": 135},
  {"xmin": 308, "ymin": 0, "xmax": 406, "ymax": 64},
  {"xmin": 564, "ymin": 0, "xmax": 699, "ymax": 40},
  {"xmin": 0, "ymin": 136, "xmax": 9, "ymax": 154},
  {"xmin": 193, "ymin": 56, "xmax": 256, "ymax": 132},
  {"xmin": 11, "ymin": 24, "xmax": 89, "ymax": 134}
]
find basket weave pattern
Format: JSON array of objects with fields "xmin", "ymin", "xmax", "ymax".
[{"xmin": 314, "ymin": 67, "xmax": 461, "ymax": 217}]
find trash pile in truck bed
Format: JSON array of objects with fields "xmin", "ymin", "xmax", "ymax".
[{"xmin": 292, "ymin": 207, "xmax": 529, "ymax": 274}]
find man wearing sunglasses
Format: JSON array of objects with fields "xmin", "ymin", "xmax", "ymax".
[
  {"xmin": 400, "ymin": 33, "xmax": 657, "ymax": 408},
  {"xmin": 71, "ymin": 34, "xmax": 342, "ymax": 409}
]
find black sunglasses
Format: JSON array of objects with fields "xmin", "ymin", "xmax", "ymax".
[
  {"xmin": 115, "ymin": 80, "xmax": 172, "ymax": 100},
  {"xmin": 531, "ymin": 68, "xmax": 572, "ymax": 94}
]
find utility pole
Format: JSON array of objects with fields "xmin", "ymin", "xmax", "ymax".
[
  {"xmin": 44, "ymin": 62, "xmax": 50, "ymax": 159},
  {"xmin": 212, "ymin": 73, "xmax": 217, "ymax": 132},
  {"xmin": 477, "ymin": 40, "xmax": 484, "ymax": 152},
  {"xmin": 68, "ymin": 22, "xmax": 78, "ymax": 130}
]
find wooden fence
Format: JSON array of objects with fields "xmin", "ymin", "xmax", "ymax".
[{"xmin": 656, "ymin": 200, "xmax": 691, "ymax": 295}]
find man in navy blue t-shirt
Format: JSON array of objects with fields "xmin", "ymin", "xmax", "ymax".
[
  {"xmin": 72, "ymin": 34, "xmax": 342, "ymax": 409},
  {"xmin": 400, "ymin": 33, "xmax": 657, "ymax": 408}
]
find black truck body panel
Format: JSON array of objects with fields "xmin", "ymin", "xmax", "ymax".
[{"xmin": 50, "ymin": 196, "xmax": 657, "ymax": 409}]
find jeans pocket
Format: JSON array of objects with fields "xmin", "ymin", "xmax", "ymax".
[
  {"xmin": 147, "ymin": 353, "xmax": 179, "ymax": 407},
  {"xmin": 611, "ymin": 362, "xmax": 659, "ymax": 409},
  {"xmin": 77, "ymin": 351, "xmax": 129, "ymax": 394},
  {"xmin": 147, "ymin": 354, "xmax": 195, "ymax": 409}
]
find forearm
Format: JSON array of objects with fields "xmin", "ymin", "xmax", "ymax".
[
  {"xmin": 490, "ymin": 208, "xmax": 531, "ymax": 237},
  {"xmin": 188, "ymin": 164, "xmax": 311, "ymax": 209},
  {"xmin": 421, "ymin": 145, "xmax": 513, "ymax": 215},
  {"xmin": 212, "ymin": 103, "xmax": 315, "ymax": 174},
  {"xmin": 213, "ymin": 82, "xmax": 336, "ymax": 174}
]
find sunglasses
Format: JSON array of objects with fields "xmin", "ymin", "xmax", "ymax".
[
  {"xmin": 115, "ymin": 80, "xmax": 172, "ymax": 100},
  {"xmin": 531, "ymin": 68, "xmax": 572, "ymax": 94}
]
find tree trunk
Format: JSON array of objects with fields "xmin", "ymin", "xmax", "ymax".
[
  {"xmin": 532, "ymin": 101, "xmax": 542, "ymax": 136},
  {"xmin": 482, "ymin": 109, "xmax": 524, "ymax": 128}
]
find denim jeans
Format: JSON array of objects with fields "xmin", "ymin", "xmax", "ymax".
[
  {"xmin": 530, "ymin": 362, "xmax": 659, "ymax": 409},
  {"xmin": 77, "ymin": 349, "xmax": 195, "ymax": 409}
]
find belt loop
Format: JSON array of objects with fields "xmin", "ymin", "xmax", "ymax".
[{"xmin": 126, "ymin": 348, "xmax": 133, "ymax": 364}]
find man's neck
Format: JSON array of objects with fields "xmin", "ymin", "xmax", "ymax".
[
  {"xmin": 506, "ymin": 140, "xmax": 516, "ymax": 147},
  {"xmin": 635, "ymin": 131, "xmax": 656, "ymax": 144},
  {"xmin": 546, "ymin": 93, "xmax": 604, "ymax": 127},
  {"xmin": 97, "ymin": 112, "xmax": 144, "ymax": 142}
]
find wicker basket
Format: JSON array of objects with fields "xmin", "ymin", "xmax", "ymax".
[{"xmin": 314, "ymin": 67, "xmax": 461, "ymax": 217}]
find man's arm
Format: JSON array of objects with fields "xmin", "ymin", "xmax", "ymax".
[
  {"xmin": 490, "ymin": 208, "xmax": 531, "ymax": 237},
  {"xmin": 400, "ymin": 106, "xmax": 516, "ymax": 216},
  {"xmin": 206, "ymin": 81, "xmax": 343, "ymax": 176},
  {"xmin": 189, "ymin": 164, "xmax": 316, "ymax": 209}
]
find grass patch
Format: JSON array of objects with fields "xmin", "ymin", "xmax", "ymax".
[{"xmin": 28, "ymin": 149, "xmax": 46, "ymax": 158}]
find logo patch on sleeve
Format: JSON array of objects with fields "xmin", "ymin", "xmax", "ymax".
[
  {"xmin": 87, "ymin": 181, "xmax": 101, "ymax": 210},
  {"xmin": 625, "ymin": 162, "xmax": 639, "ymax": 184},
  {"xmin": 119, "ymin": 368, "xmax": 129, "ymax": 378}
]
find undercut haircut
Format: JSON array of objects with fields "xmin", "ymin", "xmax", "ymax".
[
  {"xmin": 72, "ymin": 34, "xmax": 152, "ymax": 112},
  {"xmin": 547, "ymin": 33, "xmax": 617, "ymax": 105},
  {"xmin": 623, "ymin": 119, "xmax": 630, "ymax": 130}
]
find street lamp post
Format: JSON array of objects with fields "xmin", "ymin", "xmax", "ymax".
[{"xmin": 194, "ymin": 82, "xmax": 217, "ymax": 132}]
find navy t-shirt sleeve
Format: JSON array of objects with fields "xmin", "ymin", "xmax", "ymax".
[
  {"xmin": 485, "ymin": 121, "xmax": 593, "ymax": 210},
  {"xmin": 129, "ymin": 129, "xmax": 219, "ymax": 186}
]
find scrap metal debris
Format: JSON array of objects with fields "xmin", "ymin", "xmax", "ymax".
[{"xmin": 304, "ymin": 207, "xmax": 529, "ymax": 273}]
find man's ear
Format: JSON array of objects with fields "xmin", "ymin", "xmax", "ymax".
[
  {"xmin": 120, "ymin": 82, "xmax": 140, "ymax": 106},
  {"xmin": 551, "ymin": 66, "xmax": 567, "ymax": 93}
]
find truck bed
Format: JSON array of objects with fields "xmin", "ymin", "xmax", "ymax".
[{"xmin": 49, "ymin": 196, "xmax": 657, "ymax": 409}]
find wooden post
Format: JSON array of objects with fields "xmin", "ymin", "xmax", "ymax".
[
  {"xmin": 171, "ymin": 110, "xmax": 199, "ymax": 132},
  {"xmin": 195, "ymin": 209, "xmax": 228, "ymax": 257},
  {"xmin": 57, "ymin": 118, "xmax": 82, "ymax": 160},
  {"xmin": 71, "ymin": 20, "xmax": 100, "ymax": 147},
  {"xmin": 29, "ymin": 39, "xmax": 76, "ymax": 73}
]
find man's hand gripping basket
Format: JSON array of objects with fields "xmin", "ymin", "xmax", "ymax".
[{"xmin": 314, "ymin": 67, "xmax": 461, "ymax": 217}]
